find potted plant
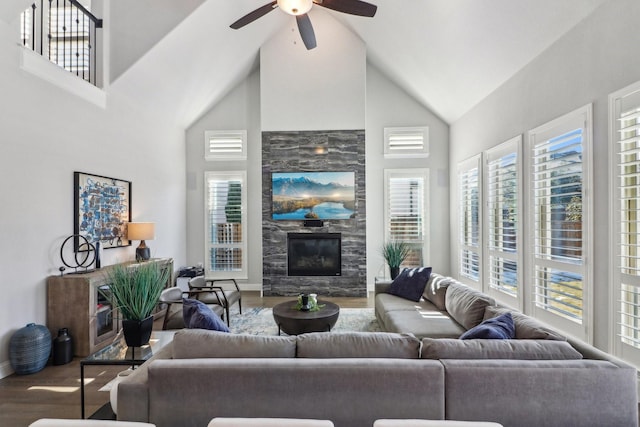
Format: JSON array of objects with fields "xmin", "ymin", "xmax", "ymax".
[
  {"xmin": 101, "ymin": 261, "xmax": 170, "ymax": 347},
  {"xmin": 381, "ymin": 240, "xmax": 410, "ymax": 279}
]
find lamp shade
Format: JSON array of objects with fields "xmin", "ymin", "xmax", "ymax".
[{"xmin": 127, "ymin": 222, "xmax": 155, "ymax": 241}]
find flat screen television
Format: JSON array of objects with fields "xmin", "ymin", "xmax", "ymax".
[{"xmin": 272, "ymin": 171, "xmax": 355, "ymax": 220}]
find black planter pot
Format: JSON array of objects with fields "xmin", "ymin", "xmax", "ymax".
[
  {"xmin": 390, "ymin": 266, "xmax": 400, "ymax": 280},
  {"xmin": 121, "ymin": 315, "xmax": 154, "ymax": 347}
]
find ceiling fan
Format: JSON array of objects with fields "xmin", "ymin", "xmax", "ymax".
[{"xmin": 230, "ymin": 0, "xmax": 377, "ymax": 50}]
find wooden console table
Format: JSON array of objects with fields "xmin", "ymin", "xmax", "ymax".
[{"xmin": 47, "ymin": 258, "xmax": 173, "ymax": 356}]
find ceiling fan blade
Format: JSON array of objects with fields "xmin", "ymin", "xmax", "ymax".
[
  {"xmin": 313, "ymin": 0, "xmax": 377, "ymax": 17},
  {"xmin": 230, "ymin": 1, "xmax": 278, "ymax": 29},
  {"xmin": 296, "ymin": 14, "xmax": 317, "ymax": 50}
]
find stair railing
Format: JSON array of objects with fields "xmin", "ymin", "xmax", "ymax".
[{"xmin": 21, "ymin": 0, "xmax": 103, "ymax": 86}]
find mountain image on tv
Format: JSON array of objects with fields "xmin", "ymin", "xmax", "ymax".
[{"xmin": 272, "ymin": 172, "xmax": 355, "ymax": 220}]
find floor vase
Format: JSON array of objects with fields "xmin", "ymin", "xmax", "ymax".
[{"xmin": 10, "ymin": 323, "xmax": 51, "ymax": 374}]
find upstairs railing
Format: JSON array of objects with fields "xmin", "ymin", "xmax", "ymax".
[{"xmin": 21, "ymin": 0, "xmax": 102, "ymax": 86}]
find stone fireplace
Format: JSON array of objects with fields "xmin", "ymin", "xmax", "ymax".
[{"xmin": 262, "ymin": 130, "xmax": 366, "ymax": 297}]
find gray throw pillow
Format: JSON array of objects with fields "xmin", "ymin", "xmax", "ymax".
[
  {"xmin": 484, "ymin": 306, "xmax": 566, "ymax": 341},
  {"xmin": 445, "ymin": 282, "xmax": 495, "ymax": 330},
  {"xmin": 421, "ymin": 338, "xmax": 583, "ymax": 360}
]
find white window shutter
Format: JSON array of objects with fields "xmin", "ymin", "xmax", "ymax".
[
  {"xmin": 205, "ymin": 130, "xmax": 247, "ymax": 161},
  {"xmin": 458, "ymin": 155, "xmax": 481, "ymax": 283},
  {"xmin": 527, "ymin": 104, "xmax": 592, "ymax": 341},
  {"xmin": 485, "ymin": 136, "xmax": 521, "ymax": 300},
  {"xmin": 611, "ymin": 82, "xmax": 640, "ymax": 365},
  {"xmin": 205, "ymin": 171, "xmax": 247, "ymax": 278},
  {"xmin": 384, "ymin": 127, "xmax": 429, "ymax": 158},
  {"xmin": 384, "ymin": 169, "xmax": 429, "ymax": 268}
]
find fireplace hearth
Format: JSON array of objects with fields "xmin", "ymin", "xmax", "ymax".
[{"xmin": 287, "ymin": 233, "xmax": 341, "ymax": 276}]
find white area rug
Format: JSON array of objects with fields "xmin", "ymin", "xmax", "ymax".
[{"xmin": 229, "ymin": 306, "xmax": 381, "ymax": 335}]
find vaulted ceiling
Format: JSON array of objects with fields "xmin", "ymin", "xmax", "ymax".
[{"xmin": 3, "ymin": 0, "xmax": 610, "ymax": 128}]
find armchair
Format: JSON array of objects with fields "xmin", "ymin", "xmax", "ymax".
[
  {"xmin": 188, "ymin": 276, "xmax": 242, "ymax": 326},
  {"xmin": 159, "ymin": 286, "xmax": 225, "ymax": 330}
]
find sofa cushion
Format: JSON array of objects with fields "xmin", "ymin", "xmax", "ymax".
[
  {"xmin": 421, "ymin": 338, "xmax": 583, "ymax": 360},
  {"xmin": 172, "ymin": 330, "xmax": 296, "ymax": 359},
  {"xmin": 484, "ymin": 306, "xmax": 566, "ymax": 341},
  {"xmin": 389, "ymin": 267, "xmax": 432, "ymax": 302},
  {"xmin": 384, "ymin": 309, "xmax": 466, "ymax": 339},
  {"xmin": 460, "ymin": 312, "xmax": 515, "ymax": 340},
  {"xmin": 296, "ymin": 332, "xmax": 420, "ymax": 358},
  {"xmin": 445, "ymin": 283, "xmax": 496, "ymax": 330},
  {"xmin": 182, "ymin": 298, "xmax": 230, "ymax": 332},
  {"xmin": 375, "ymin": 292, "xmax": 439, "ymax": 313},
  {"xmin": 423, "ymin": 273, "xmax": 453, "ymax": 310}
]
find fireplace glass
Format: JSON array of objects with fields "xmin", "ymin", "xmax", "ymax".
[{"xmin": 287, "ymin": 233, "xmax": 341, "ymax": 276}]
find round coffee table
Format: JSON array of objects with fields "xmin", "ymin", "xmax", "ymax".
[{"xmin": 272, "ymin": 300, "xmax": 340, "ymax": 335}]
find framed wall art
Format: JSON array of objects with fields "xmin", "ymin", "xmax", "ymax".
[{"xmin": 74, "ymin": 171, "xmax": 131, "ymax": 251}]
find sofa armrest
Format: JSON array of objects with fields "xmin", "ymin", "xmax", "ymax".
[
  {"xmin": 375, "ymin": 280, "xmax": 393, "ymax": 295},
  {"xmin": 117, "ymin": 345, "xmax": 173, "ymax": 422}
]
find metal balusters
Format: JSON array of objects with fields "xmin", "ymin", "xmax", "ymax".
[{"xmin": 21, "ymin": 0, "xmax": 102, "ymax": 86}]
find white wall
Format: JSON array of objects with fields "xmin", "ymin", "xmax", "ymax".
[
  {"xmin": 260, "ymin": 9, "xmax": 366, "ymax": 131},
  {"xmin": 449, "ymin": 0, "xmax": 640, "ymax": 350},
  {"xmin": 185, "ymin": 69, "xmax": 263, "ymax": 289},
  {"xmin": 0, "ymin": 14, "xmax": 186, "ymax": 377},
  {"xmin": 109, "ymin": 0, "xmax": 206, "ymax": 82},
  {"xmin": 365, "ymin": 64, "xmax": 450, "ymax": 284}
]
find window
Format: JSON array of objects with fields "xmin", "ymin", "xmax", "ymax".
[
  {"xmin": 610, "ymin": 81, "xmax": 640, "ymax": 366},
  {"xmin": 458, "ymin": 155, "xmax": 481, "ymax": 284},
  {"xmin": 384, "ymin": 127, "xmax": 429, "ymax": 158},
  {"xmin": 205, "ymin": 171, "xmax": 247, "ymax": 279},
  {"xmin": 205, "ymin": 130, "xmax": 247, "ymax": 161},
  {"xmin": 384, "ymin": 169, "xmax": 429, "ymax": 267},
  {"xmin": 484, "ymin": 136, "xmax": 522, "ymax": 306},
  {"xmin": 527, "ymin": 104, "xmax": 592, "ymax": 341}
]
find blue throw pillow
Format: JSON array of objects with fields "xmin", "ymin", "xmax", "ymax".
[
  {"xmin": 182, "ymin": 298, "xmax": 230, "ymax": 333},
  {"xmin": 460, "ymin": 312, "xmax": 515, "ymax": 340},
  {"xmin": 388, "ymin": 267, "xmax": 432, "ymax": 302}
]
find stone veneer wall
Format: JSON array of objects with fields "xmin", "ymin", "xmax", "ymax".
[{"xmin": 262, "ymin": 130, "xmax": 366, "ymax": 297}]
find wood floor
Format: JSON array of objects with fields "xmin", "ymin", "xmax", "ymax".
[{"xmin": 0, "ymin": 294, "xmax": 372, "ymax": 427}]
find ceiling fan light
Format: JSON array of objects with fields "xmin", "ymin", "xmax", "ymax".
[{"xmin": 277, "ymin": 0, "xmax": 312, "ymax": 16}]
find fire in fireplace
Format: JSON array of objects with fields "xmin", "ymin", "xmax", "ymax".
[{"xmin": 287, "ymin": 233, "xmax": 341, "ymax": 276}]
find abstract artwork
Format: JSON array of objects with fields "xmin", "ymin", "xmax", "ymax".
[{"xmin": 74, "ymin": 172, "xmax": 131, "ymax": 251}]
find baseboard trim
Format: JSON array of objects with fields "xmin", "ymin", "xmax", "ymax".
[
  {"xmin": 241, "ymin": 283, "xmax": 262, "ymax": 292},
  {"xmin": 0, "ymin": 360, "xmax": 14, "ymax": 379}
]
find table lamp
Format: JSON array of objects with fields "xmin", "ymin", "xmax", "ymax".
[{"xmin": 127, "ymin": 222, "xmax": 155, "ymax": 261}]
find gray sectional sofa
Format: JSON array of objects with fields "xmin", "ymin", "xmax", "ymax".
[
  {"xmin": 375, "ymin": 273, "xmax": 639, "ymax": 426},
  {"xmin": 117, "ymin": 320, "xmax": 638, "ymax": 427}
]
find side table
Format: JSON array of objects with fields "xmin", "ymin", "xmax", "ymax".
[{"xmin": 80, "ymin": 330, "xmax": 175, "ymax": 418}]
